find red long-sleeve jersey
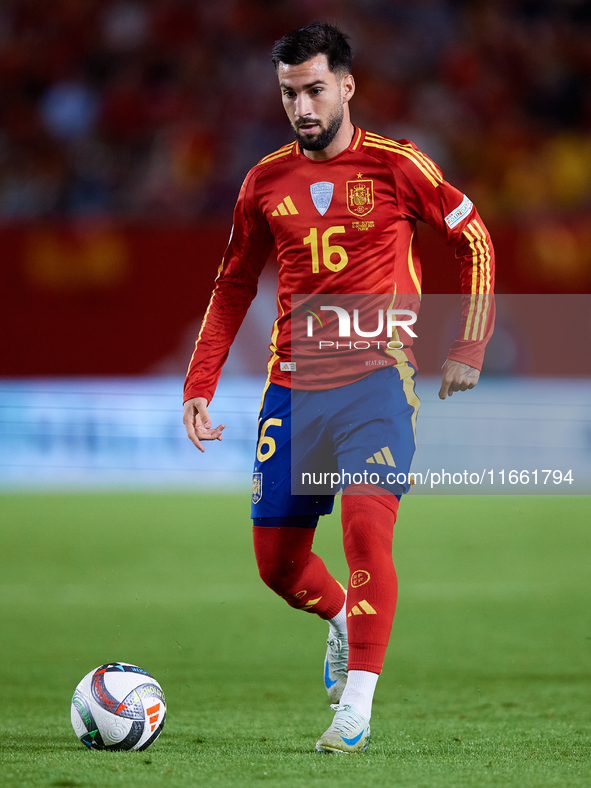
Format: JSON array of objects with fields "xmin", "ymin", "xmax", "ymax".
[{"xmin": 184, "ymin": 127, "xmax": 494, "ymax": 403}]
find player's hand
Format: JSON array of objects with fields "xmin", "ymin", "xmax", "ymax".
[
  {"xmin": 438, "ymin": 359, "xmax": 480, "ymax": 400},
  {"xmin": 183, "ymin": 397, "xmax": 225, "ymax": 452}
]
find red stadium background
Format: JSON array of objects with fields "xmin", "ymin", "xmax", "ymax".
[
  {"xmin": 1, "ymin": 220, "xmax": 590, "ymax": 377},
  {"xmin": 0, "ymin": 1, "xmax": 590, "ymax": 377}
]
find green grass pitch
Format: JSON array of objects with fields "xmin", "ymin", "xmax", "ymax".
[{"xmin": 0, "ymin": 493, "xmax": 590, "ymax": 788}]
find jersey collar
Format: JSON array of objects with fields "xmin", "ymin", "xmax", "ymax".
[{"xmin": 293, "ymin": 126, "xmax": 365, "ymax": 162}]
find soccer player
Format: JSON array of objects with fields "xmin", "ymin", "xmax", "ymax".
[{"xmin": 183, "ymin": 23, "xmax": 494, "ymax": 753}]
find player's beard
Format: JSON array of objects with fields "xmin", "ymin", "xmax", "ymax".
[{"xmin": 293, "ymin": 104, "xmax": 344, "ymax": 152}]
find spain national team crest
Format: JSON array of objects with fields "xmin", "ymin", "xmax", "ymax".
[
  {"xmin": 252, "ymin": 472, "xmax": 262, "ymax": 504},
  {"xmin": 346, "ymin": 179, "xmax": 374, "ymax": 217}
]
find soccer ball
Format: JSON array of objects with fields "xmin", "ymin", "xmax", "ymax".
[{"xmin": 71, "ymin": 662, "xmax": 166, "ymax": 751}]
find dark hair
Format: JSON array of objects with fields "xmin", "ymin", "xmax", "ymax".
[{"xmin": 271, "ymin": 22, "xmax": 352, "ymax": 76}]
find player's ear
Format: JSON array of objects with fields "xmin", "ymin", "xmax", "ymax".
[{"xmin": 341, "ymin": 73, "xmax": 355, "ymax": 104}]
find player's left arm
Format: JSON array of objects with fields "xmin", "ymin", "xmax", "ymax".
[
  {"xmin": 395, "ymin": 145, "xmax": 495, "ymax": 399},
  {"xmin": 438, "ymin": 359, "xmax": 480, "ymax": 399}
]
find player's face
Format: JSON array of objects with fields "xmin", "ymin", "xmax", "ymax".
[{"xmin": 278, "ymin": 54, "xmax": 353, "ymax": 152}]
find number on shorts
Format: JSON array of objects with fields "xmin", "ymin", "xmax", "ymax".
[{"xmin": 256, "ymin": 418, "xmax": 282, "ymax": 462}]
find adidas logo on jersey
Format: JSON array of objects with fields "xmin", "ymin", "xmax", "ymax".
[
  {"xmin": 272, "ymin": 196, "xmax": 299, "ymax": 216},
  {"xmin": 348, "ymin": 600, "xmax": 377, "ymax": 617},
  {"xmin": 366, "ymin": 446, "xmax": 396, "ymax": 467}
]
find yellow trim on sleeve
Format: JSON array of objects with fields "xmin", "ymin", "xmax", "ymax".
[
  {"xmin": 364, "ymin": 133, "xmax": 443, "ymax": 185},
  {"xmin": 365, "ymin": 133, "xmax": 443, "ymax": 181},
  {"xmin": 462, "ymin": 226, "xmax": 481, "ymax": 293},
  {"xmin": 363, "ymin": 141, "xmax": 440, "ymax": 187},
  {"xmin": 463, "ymin": 294, "xmax": 477, "ymax": 341},
  {"xmin": 471, "ymin": 295, "xmax": 485, "ymax": 341},
  {"xmin": 407, "ymin": 229, "xmax": 422, "ymax": 295},
  {"xmin": 258, "ymin": 294, "xmax": 285, "ymax": 415},
  {"xmin": 186, "ymin": 253, "xmax": 226, "ymax": 375},
  {"xmin": 478, "ymin": 293, "xmax": 491, "ymax": 341},
  {"xmin": 471, "ymin": 218, "xmax": 492, "ymax": 294},
  {"xmin": 257, "ymin": 143, "xmax": 295, "ymax": 166}
]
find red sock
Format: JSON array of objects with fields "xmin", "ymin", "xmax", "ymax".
[
  {"xmin": 341, "ymin": 486, "xmax": 399, "ymax": 673},
  {"xmin": 253, "ymin": 526, "xmax": 345, "ymax": 619}
]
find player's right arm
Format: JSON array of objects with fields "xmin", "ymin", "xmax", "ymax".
[
  {"xmin": 183, "ymin": 396, "xmax": 224, "ymax": 453},
  {"xmin": 183, "ymin": 168, "xmax": 274, "ymax": 449},
  {"xmin": 389, "ymin": 141, "xmax": 495, "ymax": 384}
]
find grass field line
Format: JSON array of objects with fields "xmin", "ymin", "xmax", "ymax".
[
  {"xmin": 1, "ymin": 494, "xmax": 590, "ymax": 787},
  {"xmin": 0, "ymin": 579, "xmax": 587, "ymax": 607},
  {"xmin": 399, "ymin": 580, "xmax": 590, "ymax": 599},
  {"xmin": 0, "ymin": 582, "xmax": 265, "ymax": 606}
]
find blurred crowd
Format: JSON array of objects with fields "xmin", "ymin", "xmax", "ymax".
[{"xmin": 0, "ymin": 0, "xmax": 590, "ymax": 221}]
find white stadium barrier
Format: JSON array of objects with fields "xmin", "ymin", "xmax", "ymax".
[{"xmin": 0, "ymin": 376, "xmax": 589, "ymax": 493}]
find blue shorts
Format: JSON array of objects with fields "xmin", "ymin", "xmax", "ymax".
[{"xmin": 251, "ymin": 364, "xmax": 419, "ymax": 519}]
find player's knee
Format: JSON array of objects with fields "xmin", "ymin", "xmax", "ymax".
[
  {"xmin": 256, "ymin": 559, "xmax": 302, "ymax": 597},
  {"xmin": 252, "ymin": 522, "xmax": 316, "ymax": 596}
]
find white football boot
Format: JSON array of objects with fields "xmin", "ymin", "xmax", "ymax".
[
  {"xmin": 315, "ymin": 703, "xmax": 371, "ymax": 753},
  {"xmin": 324, "ymin": 630, "xmax": 348, "ymax": 704}
]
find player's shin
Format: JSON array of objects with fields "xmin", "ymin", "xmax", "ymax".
[
  {"xmin": 340, "ymin": 487, "xmax": 399, "ymax": 715},
  {"xmin": 253, "ymin": 524, "xmax": 345, "ymax": 618}
]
